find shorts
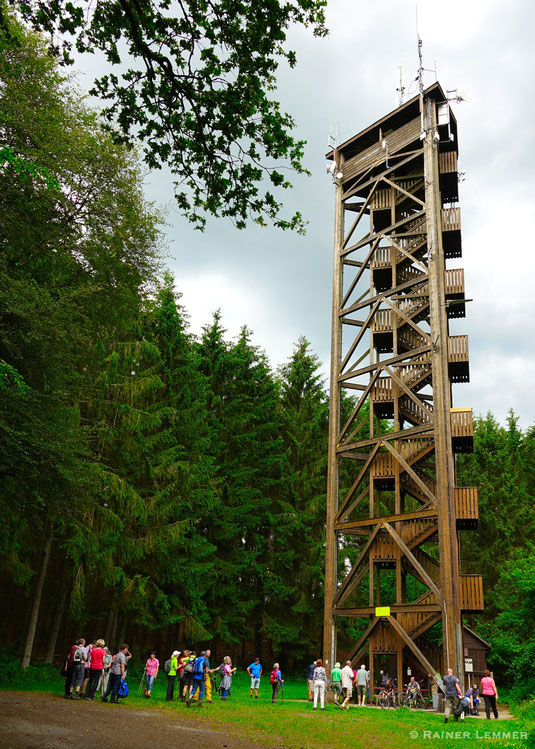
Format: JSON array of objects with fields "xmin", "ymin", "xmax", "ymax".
[
  {"xmin": 343, "ymin": 687, "xmax": 353, "ymax": 698},
  {"xmin": 181, "ymin": 673, "xmax": 193, "ymax": 687},
  {"xmin": 357, "ymin": 684, "xmax": 366, "ymax": 697},
  {"xmin": 307, "ymin": 679, "xmax": 314, "ymax": 692},
  {"xmin": 251, "ymin": 677, "xmax": 260, "ymax": 690}
]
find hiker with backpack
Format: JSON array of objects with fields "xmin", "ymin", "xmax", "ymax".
[
  {"xmin": 102, "ymin": 644, "xmax": 131, "ymax": 704},
  {"xmin": 270, "ymin": 663, "xmax": 283, "ymax": 704},
  {"xmin": 69, "ymin": 638, "xmax": 88, "ymax": 699},
  {"xmin": 187, "ymin": 651, "xmax": 208, "ymax": 707},
  {"xmin": 220, "ymin": 656, "xmax": 236, "ymax": 701},
  {"xmin": 144, "ymin": 651, "xmax": 159, "ymax": 699},
  {"xmin": 181, "ymin": 651, "xmax": 197, "ymax": 701},
  {"xmin": 247, "ymin": 657, "xmax": 263, "ymax": 699},
  {"xmin": 165, "ymin": 650, "xmax": 180, "ymax": 702}
]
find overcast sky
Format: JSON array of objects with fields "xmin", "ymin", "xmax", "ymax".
[{"xmin": 76, "ymin": 0, "xmax": 535, "ymax": 428}]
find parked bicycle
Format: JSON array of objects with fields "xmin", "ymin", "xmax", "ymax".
[
  {"xmin": 400, "ymin": 682, "xmax": 427, "ymax": 710},
  {"xmin": 378, "ymin": 679, "xmax": 398, "ymax": 709}
]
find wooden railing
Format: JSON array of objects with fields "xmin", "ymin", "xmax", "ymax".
[
  {"xmin": 398, "ymin": 590, "xmax": 441, "ymax": 639},
  {"xmin": 371, "ymin": 189, "xmax": 392, "ymax": 210},
  {"xmin": 450, "ymin": 408, "xmax": 473, "ymax": 438},
  {"xmin": 445, "ymin": 268, "xmax": 464, "ymax": 295},
  {"xmin": 460, "ymin": 574, "xmax": 484, "ymax": 611},
  {"xmin": 455, "ymin": 487, "xmax": 478, "ymax": 522},
  {"xmin": 442, "ymin": 207, "xmax": 461, "ymax": 231},
  {"xmin": 439, "ymin": 151, "xmax": 458, "ymax": 174},
  {"xmin": 371, "ymin": 244, "xmax": 394, "ymax": 268},
  {"xmin": 370, "ymin": 441, "xmax": 434, "ymax": 481},
  {"xmin": 371, "ymin": 308, "xmax": 392, "ymax": 332},
  {"xmin": 411, "ymin": 547, "xmax": 440, "ymax": 583},
  {"xmin": 371, "ymin": 377, "xmax": 392, "ymax": 401},
  {"xmin": 371, "ymin": 531, "xmax": 397, "ymax": 561},
  {"xmin": 398, "ymin": 328, "xmax": 428, "ymax": 350},
  {"xmin": 400, "ymin": 397, "xmax": 432, "ymax": 425},
  {"xmin": 448, "ymin": 335, "xmax": 469, "ymax": 362}
]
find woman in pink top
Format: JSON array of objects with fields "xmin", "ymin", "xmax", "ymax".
[
  {"xmin": 85, "ymin": 639, "xmax": 106, "ymax": 701},
  {"xmin": 144, "ymin": 651, "xmax": 159, "ymax": 698},
  {"xmin": 480, "ymin": 669, "xmax": 499, "ymax": 719}
]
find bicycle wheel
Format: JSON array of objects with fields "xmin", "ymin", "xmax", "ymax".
[
  {"xmin": 415, "ymin": 692, "xmax": 427, "ymax": 710},
  {"xmin": 396, "ymin": 690, "xmax": 406, "ymax": 707},
  {"xmin": 378, "ymin": 692, "xmax": 389, "ymax": 709}
]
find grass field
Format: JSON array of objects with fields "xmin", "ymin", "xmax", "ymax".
[{"xmin": 1, "ymin": 665, "xmax": 533, "ymax": 748}]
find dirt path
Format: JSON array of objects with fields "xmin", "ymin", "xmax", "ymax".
[{"xmin": 0, "ymin": 692, "xmax": 263, "ymax": 749}]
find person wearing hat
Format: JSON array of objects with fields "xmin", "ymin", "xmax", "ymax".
[
  {"xmin": 165, "ymin": 650, "xmax": 180, "ymax": 702},
  {"xmin": 331, "ymin": 662, "xmax": 342, "ymax": 705}
]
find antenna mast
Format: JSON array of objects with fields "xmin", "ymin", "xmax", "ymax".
[{"xmin": 416, "ymin": 6, "xmax": 424, "ymax": 94}]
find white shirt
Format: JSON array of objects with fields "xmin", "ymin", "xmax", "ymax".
[{"xmin": 341, "ymin": 665, "xmax": 354, "ymax": 689}]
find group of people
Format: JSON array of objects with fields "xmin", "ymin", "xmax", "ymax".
[
  {"xmin": 62, "ymin": 639, "xmax": 131, "ymax": 704},
  {"xmin": 307, "ymin": 660, "xmax": 370, "ymax": 710},
  {"xmin": 62, "ymin": 639, "xmax": 284, "ymax": 707},
  {"xmin": 443, "ymin": 668, "xmax": 499, "ymax": 723}
]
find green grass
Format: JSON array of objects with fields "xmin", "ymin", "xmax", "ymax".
[{"xmin": 1, "ymin": 665, "xmax": 533, "ymax": 749}]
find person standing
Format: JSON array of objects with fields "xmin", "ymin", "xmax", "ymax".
[
  {"xmin": 187, "ymin": 651, "xmax": 207, "ymax": 707},
  {"xmin": 102, "ymin": 644, "xmax": 131, "ymax": 704},
  {"xmin": 247, "ymin": 657, "xmax": 263, "ymax": 699},
  {"xmin": 307, "ymin": 660, "xmax": 316, "ymax": 702},
  {"xmin": 69, "ymin": 638, "xmax": 87, "ymax": 699},
  {"xmin": 180, "ymin": 650, "xmax": 196, "ymax": 702},
  {"xmin": 331, "ymin": 662, "xmax": 342, "ymax": 705},
  {"xmin": 100, "ymin": 647, "xmax": 112, "ymax": 697},
  {"xmin": 443, "ymin": 667, "xmax": 463, "ymax": 723},
  {"xmin": 144, "ymin": 651, "xmax": 159, "ymax": 699},
  {"xmin": 166, "ymin": 650, "xmax": 179, "ymax": 702},
  {"xmin": 270, "ymin": 663, "xmax": 283, "ymax": 703},
  {"xmin": 220, "ymin": 656, "xmax": 236, "ymax": 701},
  {"xmin": 339, "ymin": 661, "xmax": 354, "ymax": 711},
  {"xmin": 204, "ymin": 649, "xmax": 214, "ymax": 703},
  {"xmin": 480, "ymin": 670, "xmax": 499, "ymax": 719},
  {"xmin": 85, "ymin": 639, "xmax": 106, "ymax": 700},
  {"xmin": 312, "ymin": 659, "xmax": 327, "ymax": 711},
  {"xmin": 63, "ymin": 641, "xmax": 77, "ymax": 698},
  {"xmin": 356, "ymin": 664, "xmax": 368, "ymax": 706}
]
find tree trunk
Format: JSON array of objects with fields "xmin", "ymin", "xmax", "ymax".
[
  {"xmin": 44, "ymin": 572, "xmax": 69, "ymax": 664},
  {"xmin": 109, "ymin": 601, "xmax": 120, "ymax": 648},
  {"xmin": 21, "ymin": 525, "xmax": 53, "ymax": 668}
]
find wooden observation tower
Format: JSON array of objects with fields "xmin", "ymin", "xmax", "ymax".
[{"xmin": 323, "ymin": 83, "xmax": 483, "ymax": 690}]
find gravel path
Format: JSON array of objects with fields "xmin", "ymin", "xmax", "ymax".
[{"xmin": 0, "ymin": 691, "xmax": 262, "ymax": 749}]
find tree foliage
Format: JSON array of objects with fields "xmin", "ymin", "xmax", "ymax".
[{"xmin": 1, "ymin": 0, "xmax": 327, "ymax": 231}]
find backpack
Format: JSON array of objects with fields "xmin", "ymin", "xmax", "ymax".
[
  {"xmin": 193, "ymin": 656, "xmax": 205, "ymax": 677},
  {"xmin": 218, "ymin": 663, "xmax": 226, "ymax": 677},
  {"xmin": 117, "ymin": 680, "xmax": 129, "ymax": 698},
  {"xmin": 164, "ymin": 658, "xmax": 172, "ymax": 674},
  {"xmin": 184, "ymin": 656, "xmax": 195, "ymax": 674},
  {"xmin": 454, "ymin": 697, "xmax": 469, "ymax": 717},
  {"xmin": 270, "ymin": 669, "xmax": 279, "ymax": 684},
  {"xmin": 73, "ymin": 645, "xmax": 85, "ymax": 663}
]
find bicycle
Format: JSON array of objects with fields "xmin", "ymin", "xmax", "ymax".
[
  {"xmin": 400, "ymin": 684, "xmax": 427, "ymax": 710},
  {"xmin": 378, "ymin": 684, "xmax": 398, "ymax": 709}
]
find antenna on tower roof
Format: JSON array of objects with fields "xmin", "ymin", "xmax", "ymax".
[
  {"xmin": 396, "ymin": 62, "xmax": 405, "ymax": 108},
  {"xmin": 416, "ymin": 6, "xmax": 424, "ymax": 94}
]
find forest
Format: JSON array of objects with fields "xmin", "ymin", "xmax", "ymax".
[{"xmin": 1, "ymin": 7, "xmax": 534, "ymax": 703}]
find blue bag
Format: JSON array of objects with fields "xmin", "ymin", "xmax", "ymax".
[{"xmin": 118, "ymin": 680, "xmax": 129, "ymax": 698}]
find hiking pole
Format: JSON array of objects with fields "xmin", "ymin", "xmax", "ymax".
[
  {"xmin": 137, "ymin": 671, "xmax": 145, "ymax": 696},
  {"xmin": 281, "ymin": 681, "xmax": 284, "ymax": 703}
]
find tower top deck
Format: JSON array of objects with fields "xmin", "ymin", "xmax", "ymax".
[{"xmin": 326, "ymin": 82, "xmax": 457, "ymax": 163}]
